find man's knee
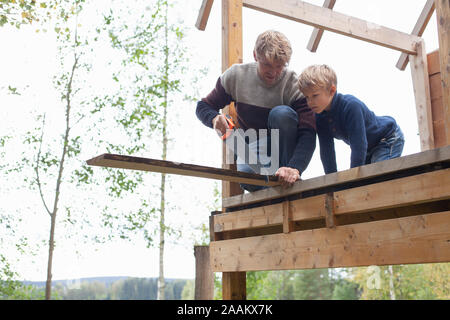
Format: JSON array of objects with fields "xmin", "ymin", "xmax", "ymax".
[{"xmin": 268, "ymin": 105, "xmax": 298, "ymax": 129}]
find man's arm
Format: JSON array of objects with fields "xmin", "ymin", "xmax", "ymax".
[
  {"xmin": 286, "ymin": 99, "xmax": 317, "ymax": 175},
  {"xmin": 196, "ymin": 78, "xmax": 233, "ymax": 128}
]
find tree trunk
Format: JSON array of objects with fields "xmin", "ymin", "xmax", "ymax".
[
  {"xmin": 44, "ymin": 52, "xmax": 78, "ymax": 300},
  {"xmin": 388, "ymin": 265, "xmax": 396, "ymax": 300},
  {"xmin": 157, "ymin": 0, "xmax": 169, "ymax": 301}
]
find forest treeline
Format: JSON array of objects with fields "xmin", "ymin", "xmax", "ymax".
[{"xmin": 2, "ymin": 263, "xmax": 448, "ymax": 300}]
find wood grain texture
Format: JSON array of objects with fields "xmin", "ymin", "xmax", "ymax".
[
  {"xmin": 223, "ymin": 146, "xmax": 450, "ymax": 209},
  {"xmin": 86, "ymin": 153, "xmax": 279, "ymax": 187},
  {"xmin": 243, "ymin": 0, "xmax": 420, "ymax": 54},
  {"xmin": 210, "ymin": 211, "xmax": 450, "ymax": 272}
]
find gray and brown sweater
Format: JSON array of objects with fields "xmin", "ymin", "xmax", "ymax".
[{"xmin": 196, "ymin": 62, "xmax": 316, "ymax": 174}]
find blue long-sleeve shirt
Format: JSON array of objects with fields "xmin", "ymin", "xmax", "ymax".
[{"xmin": 317, "ymin": 92, "xmax": 397, "ymax": 174}]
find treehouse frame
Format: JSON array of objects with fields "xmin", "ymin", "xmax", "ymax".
[{"xmin": 196, "ymin": 0, "xmax": 450, "ymax": 300}]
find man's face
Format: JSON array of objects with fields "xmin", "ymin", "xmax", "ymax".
[
  {"xmin": 303, "ymin": 85, "xmax": 336, "ymax": 114},
  {"xmin": 254, "ymin": 52, "xmax": 286, "ymax": 86}
]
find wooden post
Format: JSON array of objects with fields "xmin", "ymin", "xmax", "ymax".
[
  {"xmin": 194, "ymin": 245, "xmax": 215, "ymax": 300},
  {"xmin": 435, "ymin": 0, "xmax": 450, "ymax": 146},
  {"xmin": 410, "ymin": 39, "xmax": 435, "ymax": 150},
  {"xmin": 396, "ymin": 0, "xmax": 435, "ymax": 70},
  {"xmin": 221, "ymin": 0, "xmax": 243, "ymax": 202},
  {"xmin": 221, "ymin": 0, "xmax": 246, "ymax": 300}
]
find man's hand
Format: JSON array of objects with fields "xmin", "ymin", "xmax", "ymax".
[
  {"xmin": 275, "ymin": 167, "xmax": 301, "ymax": 188},
  {"xmin": 212, "ymin": 114, "xmax": 230, "ymax": 137}
]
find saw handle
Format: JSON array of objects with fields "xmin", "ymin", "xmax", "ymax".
[{"xmin": 221, "ymin": 115, "xmax": 235, "ymax": 140}]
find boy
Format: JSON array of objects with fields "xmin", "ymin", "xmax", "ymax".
[
  {"xmin": 297, "ymin": 64, "xmax": 404, "ymax": 174},
  {"xmin": 196, "ymin": 30, "xmax": 316, "ymax": 190}
]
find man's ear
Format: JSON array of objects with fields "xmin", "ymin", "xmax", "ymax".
[{"xmin": 253, "ymin": 50, "xmax": 257, "ymax": 62}]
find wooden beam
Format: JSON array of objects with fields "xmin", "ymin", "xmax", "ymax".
[
  {"xmin": 435, "ymin": 0, "xmax": 450, "ymax": 146},
  {"xmin": 221, "ymin": 0, "xmax": 244, "ymax": 203},
  {"xmin": 223, "ymin": 145, "xmax": 450, "ymax": 209},
  {"xmin": 210, "ymin": 210, "xmax": 450, "ymax": 272},
  {"xmin": 396, "ymin": 0, "xmax": 435, "ymax": 70},
  {"xmin": 196, "ymin": 0, "xmax": 214, "ymax": 31},
  {"xmin": 410, "ymin": 39, "xmax": 435, "ymax": 150},
  {"xmin": 306, "ymin": 0, "xmax": 336, "ymax": 52},
  {"xmin": 242, "ymin": 0, "xmax": 420, "ymax": 54},
  {"xmin": 86, "ymin": 153, "xmax": 280, "ymax": 187}
]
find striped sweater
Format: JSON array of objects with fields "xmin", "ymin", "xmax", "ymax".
[{"xmin": 196, "ymin": 62, "xmax": 316, "ymax": 173}]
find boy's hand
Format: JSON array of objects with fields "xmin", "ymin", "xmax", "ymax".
[
  {"xmin": 212, "ymin": 114, "xmax": 229, "ymax": 137},
  {"xmin": 275, "ymin": 167, "xmax": 301, "ymax": 188}
]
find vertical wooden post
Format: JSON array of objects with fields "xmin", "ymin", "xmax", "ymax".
[
  {"xmin": 282, "ymin": 200, "xmax": 294, "ymax": 233},
  {"xmin": 221, "ymin": 0, "xmax": 244, "ymax": 203},
  {"xmin": 194, "ymin": 245, "xmax": 215, "ymax": 300},
  {"xmin": 435, "ymin": 0, "xmax": 450, "ymax": 146},
  {"xmin": 410, "ymin": 39, "xmax": 435, "ymax": 150},
  {"xmin": 221, "ymin": 0, "xmax": 246, "ymax": 300}
]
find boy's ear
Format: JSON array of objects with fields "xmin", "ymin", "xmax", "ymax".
[{"xmin": 330, "ymin": 85, "xmax": 337, "ymax": 95}]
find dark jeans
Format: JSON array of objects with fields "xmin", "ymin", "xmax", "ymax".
[
  {"xmin": 366, "ymin": 125, "xmax": 405, "ymax": 164},
  {"xmin": 237, "ymin": 105, "xmax": 298, "ymax": 192}
]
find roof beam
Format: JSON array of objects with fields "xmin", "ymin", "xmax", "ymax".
[
  {"xmin": 196, "ymin": 0, "xmax": 214, "ymax": 31},
  {"xmin": 242, "ymin": 0, "xmax": 420, "ymax": 54},
  {"xmin": 396, "ymin": 0, "xmax": 435, "ymax": 70},
  {"xmin": 306, "ymin": 0, "xmax": 336, "ymax": 52}
]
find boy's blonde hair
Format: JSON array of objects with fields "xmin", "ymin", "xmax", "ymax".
[
  {"xmin": 298, "ymin": 64, "xmax": 337, "ymax": 92},
  {"xmin": 254, "ymin": 30, "xmax": 292, "ymax": 64}
]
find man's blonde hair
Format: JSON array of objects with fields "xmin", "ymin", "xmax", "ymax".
[
  {"xmin": 298, "ymin": 64, "xmax": 337, "ymax": 92},
  {"xmin": 254, "ymin": 30, "xmax": 292, "ymax": 64}
]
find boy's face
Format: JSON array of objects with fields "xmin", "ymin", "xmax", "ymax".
[
  {"xmin": 303, "ymin": 85, "xmax": 336, "ymax": 114},
  {"xmin": 254, "ymin": 51, "xmax": 286, "ymax": 86}
]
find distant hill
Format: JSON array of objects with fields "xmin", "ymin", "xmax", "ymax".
[{"xmin": 22, "ymin": 276, "xmax": 192, "ymax": 300}]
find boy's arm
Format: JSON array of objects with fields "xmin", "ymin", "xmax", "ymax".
[
  {"xmin": 318, "ymin": 123, "xmax": 337, "ymax": 174},
  {"xmin": 286, "ymin": 98, "xmax": 317, "ymax": 175},
  {"xmin": 196, "ymin": 77, "xmax": 233, "ymax": 128},
  {"xmin": 344, "ymin": 103, "xmax": 368, "ymax": 168}
]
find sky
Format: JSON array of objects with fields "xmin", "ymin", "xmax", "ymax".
[{"xmin": 0, "ymin": 0, "xmax": 441, "ymax": 282}]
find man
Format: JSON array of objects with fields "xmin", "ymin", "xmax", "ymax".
[{"xmin": 196, "ymin": 30, "xmax": 316, "ymax": 191}]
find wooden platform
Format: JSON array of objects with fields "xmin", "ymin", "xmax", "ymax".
[{"xmin": 210, "ymin": 146, "xmax": 450, "ymax": 272}]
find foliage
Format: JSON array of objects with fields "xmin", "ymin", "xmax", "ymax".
[
  {"xmin": 0, "ymin": 0, "xmax": 85, "ymax": 29},
  {"xmin": 351, "ymin": 264, "xmax": 450, "ymax": 300}
]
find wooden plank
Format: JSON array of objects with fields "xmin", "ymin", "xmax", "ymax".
[
  {"xmin": 223, "ymin": 145, "xmax": 450, "ymax": 209},
  {"xmin": 435, "ymin": 0, "xmax": 450, "ymax": 147},
  {"xmin": 410, "ymin": 39, "xmax": 435, "ymax": 150},
  {"xmin": 242, "ymin": 0, "xmax": 420, "ymax": 54},
  {"xmin": 396, "ymin": 0, "xmax": 435, "ymax": 70},
  {"xmin": 221, "ymin": 0, "xmax": 244, "ymax": 203},
  {"xmin": 333, "ymin": 169, "xmax": 450, "ymax": 215},
  {"xmin": 306, "ymin": 0, "xmax": 336, "ymax": 52},
  {"xmin": 210, "ymin": 211, "xmax": 450, "ymax": 272},
  {"xmin": 196, "ymin": 0, "xmax": 214, "ymax": 31},
  {"xmin": 214, "ymin": 169, "xmax": 450, "ymax": 234},
  {"xmin": 86, "ymin": 153, "xmax": 279, "ymax": 187},
  {"xmin": 214, "ymin": 202, "xmax": 283, "ymax": 233}
]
